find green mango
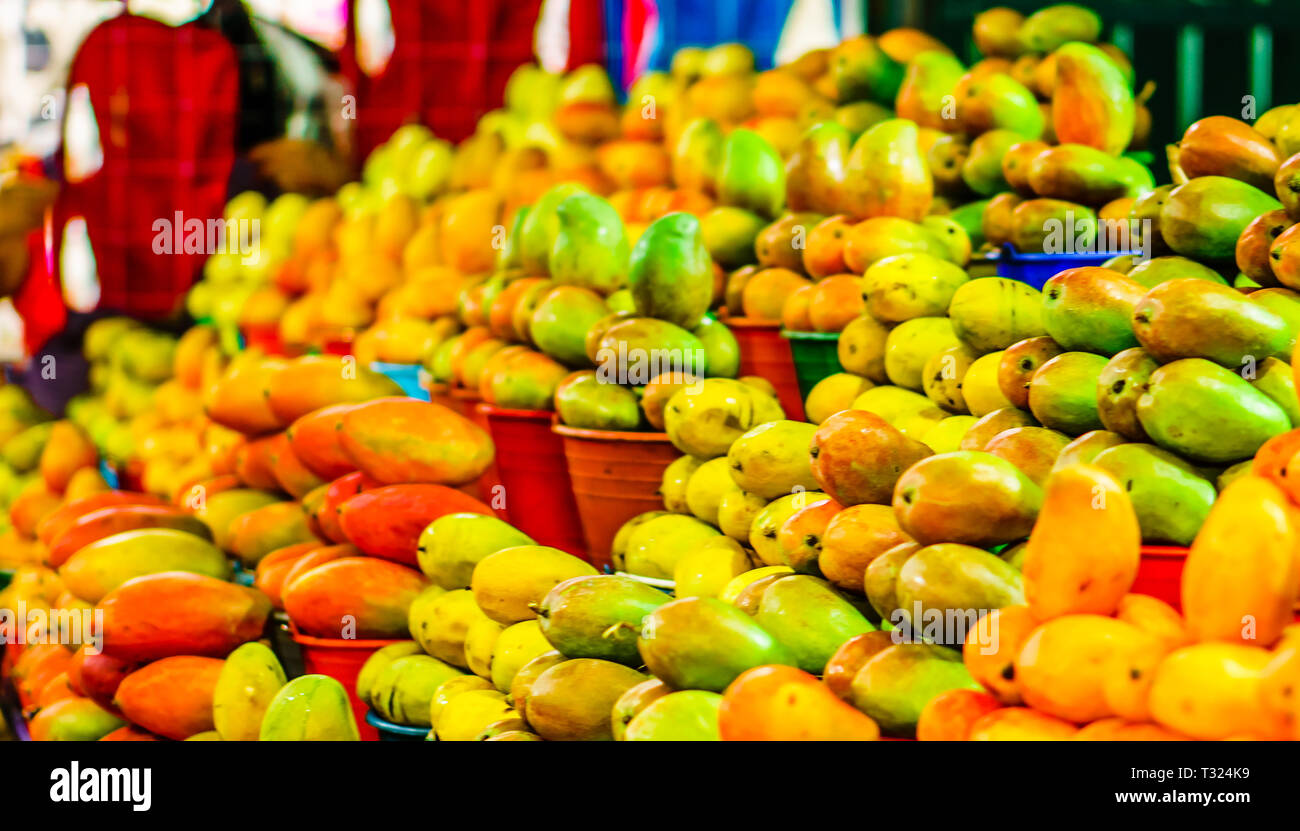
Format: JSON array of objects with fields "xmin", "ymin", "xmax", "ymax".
[
  {"xmin": 1096, "ymin": 347, "xmax": 1160, "ymax": 441},
  {"xmin": 1128, "ymin": 184, "xmax": 1175, "ymax": 256},
  {"xmin": 606, "ymin": 288, "xmax": 636, "ymax": 314},
  {"xmin": 754, "ymin": 576, "xmax": 876, "ymax": 673},
  {"xmin": 524, "ymin": 659, "xmax": 646, "ymax": 741},
  {"xmin": 1020, "ymin": 4, "xmax": 1102, "ymax": 52},
  {"xmin": 1027, "ymin": 144, "xmax": 1154, "ymax": 205},
  {"xmin": 1053, "ymin": 429, "xmax": 1127, "ymax": 470},
  {"xmin": 624, "ymin": 690, "xmax": 722, "ymax": 741},
  {"xmin": 623, "ymin": 513, "xmax": 721, "ymax": 580},
  {"xmin": 628, "ymin": 212, "xmax": 714, "ymax": 329},
  {"xmin": 834, "ymin": 101, "xmax": 894, "ymax": 139},
  {"xmin": 849, "ymin": 643, "xmax": 981, "ymax": 737},
  {"xmin": 893, "ymin": 544, "xmax": 1024, "ymax": 645},
  {"xmin": 554, "ymin": 370, "xmax": 642, "ymax": 430},
  {"xmin": 726, "ymin": 420, "xmax": 819, "ymax": 499},
  {"xmin": 1028, "ymin": 351, "xmax": 1108, "ymax": 435},
  {"xmin": 1132, "ymin": 278, "xmax": 1290, "ymax": 367},
  {"xmin": 1159, "ymin": 177, "xmax": 1283, "ymax": 261},
  {"xmin": 691, "ymin": 315, "xmax": 740, "ymax": 379},
  {"xmin": 832, "ymin": 35, "xmax": 905, "ymax": 104},
  {"xmin": 1251, "ymin": 357, "xmax": 1300, "ymax": 426},
  {"xmin": 2, "ymin": 421, "xmax": 53, "ymax": 473},
  {"xmin": 1012, "ymin": 199, "xmax": 1097, "ymax": 254},
  {"xmin": 549, "ymin": 192, "xmax": 630, "ymax": 294},
  {"xmin": 530, "ymin": 286, "xmax": 609, "ymax": 367},
  {"xmin": 1042, "ymin": 267, "xmax": 1145, "ymax": 355},
  {"xmin": 1092, "ymin": 443, "xmax": 1217, "ymax": 545},
  {"xmin": 536, "ymin": 574, "xmax": 669, "ymax": 665},
  {"xmin": 1136, "ymin": 358, "xmax": 1291, "ymax": 463},
  {"xmin": 786, "ymin": 121, "xmax": 853, "ymax": 214},
  {"xmin": 699, "ymin": 206, "xmax": 766, "ymax": 269},
  {"xmin": 959, "ymin": 73, "xmax": 1044, "ymax": 138},
  {"xmin": 596, "ymin": 316, "xmax": 707, "ymax": 383},
  {"xmin": 496, "ymin": 205, "xmax": 529, "ymax": 271},
  {"xmin": 947, "ymin": 200, "xmax": 990, "ymax": 249},
  {"xmin": 1248, "ymin": 288, "xmax": 1300, "ymax": 361},
  {"xmin": 60, "ymin": 528, "xmax": 228, "ymax": 604},
  {"xmin": 893, "ymin": 452, "xmax": 1043, "ymax": 547},
  {"xmin": 717, "ymin": 129, "xmax": 786, "ymax": 219},
  {"xmin": 948, "ymin": 277, "xmax": 1046, "ymax": 354},
  {"xmin": 663, "ymin": 378, "xmax": 784, "ymax": 459},
  {"xmin": 962, "ymin": 129, "xmax": 1025, "ymax": 197},
  {"xmin": 1217, "ymin": 460, "xmax": 1254, "ymax": 492},
  {"xmin": 1051, "ymin": 42, "xmax": 1134, "ymax": 155},
  {"xmin": 259, "ymin": 675, "xmax": 360, "ymax": 741},
  {"xmin": 372, "ymin": 655, "xmax": 464, "ymax": 727},
  {"xmin": 416, "ymin": 509, "xmax": 533, "ymax": 587},
  {"xmin": 356, "ymin": 642, "xmax": 424, "ymax": 708},
  {"xmin": 672, "ymin": 118, "xmax": 725, "ymax": 195},
  {"xmin": 637, "ymin": 597, "xmax": 795, "ymax": 692},
  {"xmin": 519, "ymin": 183, "xmax": 588, "ymax": 275},
  {"xmin": 896, "ymin": 52, "xmax": 965, "ymax": 129},
  {"xmin": 1125, "ymin": 256, "xmax": 1229, "ymax": 289}
]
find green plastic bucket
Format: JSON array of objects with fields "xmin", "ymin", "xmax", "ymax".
[{"xmin": 781, "ymin": 330, "xmax": 842, "ymax": 401}]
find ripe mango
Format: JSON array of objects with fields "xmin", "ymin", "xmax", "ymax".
[
  {"xmin": 258, "ymin": 674, "xmax": 360, "ymax": 741},
  {"xmin": 213, "ymin": 642, "xmax": 287, "ymax": 741}
]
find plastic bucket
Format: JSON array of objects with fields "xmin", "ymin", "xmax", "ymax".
[
  {"xmin": 553, "ymin": 422, "xmax": 679, "ymax": 569},
  {"xmin": 452, "ymin": 389, "xmax": 503, "ymax": 510},
  {"xmin": 782, "ymin": 330, "xmax": 842, "ymax": 400},
  {"xmin": 1131, "ymin": 545, "xmax": 1188, "ymax": 610},
  {"xmin": 996, "ymin": 244, "xmax": 1140, "ymax": 291},
  {"xmin": 289, "ymin": 624, "xmax": 404, "ymax": 741},
  {"xmin": 479, "ymin": 405, "xmax": 587, "ymax": 558},
  {"xmin": 724, "ymin": 317, "xmax": 805, "ymax": 421},
  {"xmin": 239, "ymin": 323, "xmax": 300, "ymax": 356},
  {"xmin": 365, "ymin": 710, "xmax": 430, "ymax": 742},
  {"xmin": 371, "ymin": 362, "xmax": 427, "ymax": 400}
]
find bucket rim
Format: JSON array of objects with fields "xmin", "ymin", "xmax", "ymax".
[
  {"xmin": 1138, "ymin": 545, "xmax": 1189, "ymax": 559},
  {"xmin": 288, "ymin": 621, "xmax": 408, "ymax": 649},
  {"xmin": 781, "ymin": 329, "xmax": 840, "ymax": 342},
  {"xmin": 477, "ymin": 402, "xmax": 555, "ymax": 421},
  {"xmin": 1001, "ymin": 243, "xmax": 1140, "ymax": 263},
  {"xmin": 364, "ymin": 709, "xmax": 430, "ymax": 736},
  {"xmin": 720, "ymin": 315, "xmax": 782, "ymax": 330},
  {"xmin": 552, "ymin": 421, "xmax": 673, "ymax": 443}
]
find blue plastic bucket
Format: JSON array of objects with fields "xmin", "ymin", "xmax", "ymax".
[
  {"xmin": 365, "ymin": 710, "xmax": 431, "ymax": 742},
  {"xmin": 995, "ymin": 244, "xmax": 1139, "ymax": 291},
  {"xmin": 98, "ymin": 459, "xmax": 120, "ymax": 489},
  {"xmin": 371, "ymin": 362, "xmax": 428, "ymax": 400}
]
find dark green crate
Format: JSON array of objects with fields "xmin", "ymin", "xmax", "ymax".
[{"xmin": 781, "ymin": 330, "xmax": 842, "ymax": 400}]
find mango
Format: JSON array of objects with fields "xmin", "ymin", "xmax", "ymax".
[
  {"xmin": 356, "ymin": 642, "xmax": 423, "ymax": 706},
  {"xmin": 530, "ymin": 286, "xmax": 609, "ymax": 367},
  {"xmin": 536, "ymin": 574, "xmax": 668, "ymax": 665},
  {"xmin": 416, "ymin": 513, "xmax": 534, "ymax": 590},
  {"xmin": 625, "ymin": 690, "xmax": 723, "ymax": 741},
  {"xmin": 785, "ymin": 122, "xmax": 852, "ymax": 215},
  {"xmin": 1041, "ymin": 267, "xmax": 1144, "ymax": 356},
  {"xmin": 524, "ymin": 659, "xmax": 646, "ymax": 741},
  {"xmin": 59, "ymin": 528, "xmax": 230, "ymax": 604},
  {"xmin": 624, "ymin": 513, "xmax": 721, "ymax": 580},
  {"xmin": 1148, "ymin": 643, "xmax": 1282, "ymax": 739},
  {"xmin": 863, "ymin": 253, "xmax": 969, "ymax": 323},
  {"xmin": 258, "ymin": 674, "xmax": 359, "ymax": 741},
  {"xmin": 549, "ymin": 191, "xmax": 629, "ymax": 294},
  {"xmin": 885, "ymin": 317, "xmax": 961, "ymax": 391},
  {"xmin": 554, "ymin": 371, "xmax": 642, "ymax": 430},
  {"xmin": 725, "ymin": 420, "xmax": 819, "ymax": 500},
  {"xmin": 370, "ymin": 654, "xmax": 464, "ymax": 727},
  {"xmin": 663, "ymin": 378, "xmax": 783, "ymax": 459},
  {"xmin": 1015, "ymin": 614, "xmax": 1148, "ymax": 722},
  {"xmin": 716, "ymin": 129, "xmax": 785, "ymax": 219},
  {"xmin": 894, "ymin": 544, "xmax": 1024, "ymax": 642},
  {"xmin": 1095, "ymin": 347, "xmax": 1159, "ymax": 440},
  {"xmin": 489, "ymin": 620, "xmax": 554, "ymax": 693},
  {"xmin": 833, "ymin": 35, "xmax": 905, "ymax": 105},
  {"xmin": 809, "ymin": 409, "xmax": 932, "ymax": 506},
  {"xmin": 842, "ymin": 119, "xmax": 932, "ymax": 222},
  {"xmin": 1092, "ymin": 444, "xmax": 1217, "ymax": 545},
  {"xmin": 754, "ymin": 576, "xmax": 875, "ymax": 672},
  {"xmin": 434, "ymin": 689, "xmax": 515, "ymax": 741},
  {"xmin": 1132, "ymin": 278, "xmax": 1289, "ymax": 367},
  {"xmin": 850, "ymin": 643, "xmax": 981, "ymax": 737},
  {"xmin": 1027, "ymin": 351, "xmax": 1108, "ymax": 435},
  {"xmin": 638, "ymin": 597, "xmax": 795, "ymax": 691},
  {"xmin": 948, "ymin": 277, "xmax": 1045, "ymax": 354},
  {"xmin": 1051, "ymin": 42, "xmax": 1133, "ymax": 155},
  {"xmin": 597, "ymin": 317, "xmax": 707, "ymax": 382},
  {"xmin": 1160, "ymin": 176, "xmax": 1282, "ymax": 261},
  {"xmin": 893, "ymin": 451, "xmax": 1042, "ymax": 546},
  {"xmin": 471, "ymin": 545, "xmax": 598, "ymax": 625},
  {"xmin": 1137, "ymin": 358, "xmax": 1289, "ymax": 463}
]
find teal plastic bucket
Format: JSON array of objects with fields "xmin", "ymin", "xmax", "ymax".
[
  {"xmin": 781, "ymin": 330, "xmax": 842, "ymax": 401},
  {"xmin": 365, "ymin": 710, "xmax": 431, "ymax": 742},
  {"xmin": 371, "ymin": 362, "xmax": 427, "ymax": 400}
]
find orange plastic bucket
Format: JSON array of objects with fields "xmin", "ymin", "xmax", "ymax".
[
  {"xmin": 289, "ymin": 624, "xmax": 403, "ymax": 741},
  {"xmin": 724, "ymin": 316, "xmax": 805, "ymax": 421},
  {"xmin": 1131, "ymin": 545, "xmax": 1187, "ymax": 609},
  {"xmin": 478, "ymin": 405, "xmax": 587, "ymax": 558},
  {"xmin": 450, "ymin": 388, "xmax": 503, "ymax": 512},
  {"xmin": 553, "ymin": 422, "xmax": 679, "ymax": 569}
]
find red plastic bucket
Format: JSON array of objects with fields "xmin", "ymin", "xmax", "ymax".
[
  {"xmin": 452, "ymin": 389, "xmax": 503, "ymax": 511},
  {"xmin": 552, "ymin": 422, "xmax": 679, "ymax": 569},
  {"xmin": 478, "ymin": 405, "xmax": 587, "ymax": 558},
  {"xmin": 290, "ymin": 624, "xmax": 403, "ymax": 742},
  {"xmin": 1131, "ymin": 545, "xmax": 1188, "ymax": 610},
  {"xmin": 724, "ymin": 316, "xmax": 806, "ymax": 422}
]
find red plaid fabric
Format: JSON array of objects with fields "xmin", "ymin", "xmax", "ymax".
[
  {"xmin": 57, "ymin": 14, "xmax": 239, "ymax": 320},
  {"xmin": 340, "ymin": 0, "xmax": 607, "ymax": 156}
]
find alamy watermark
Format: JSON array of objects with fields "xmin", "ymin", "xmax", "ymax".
[
  {"xmin": 152, "ymin": 211, "xmax": 260, "ymax": 265},
  {"xmin": 0, "ymin": 600, "xmax": 102, "ymax": 654}
]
